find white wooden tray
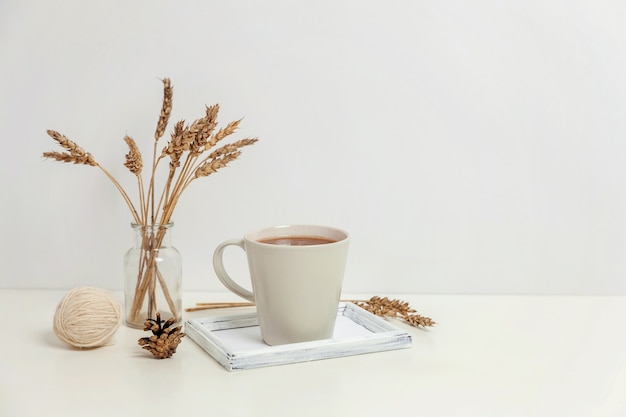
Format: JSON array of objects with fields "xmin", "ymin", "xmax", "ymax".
[{"xmin": 185, "ymin": 302, "xmax": 412, "ymax": 371}]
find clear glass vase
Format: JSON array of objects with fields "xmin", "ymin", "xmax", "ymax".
[{"xmin": 124, "ymin": 223, "xmax": 182, "ymax": 329}]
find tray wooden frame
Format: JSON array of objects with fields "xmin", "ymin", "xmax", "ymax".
[{"xmin": 185, "ymin": 302, "xmax": 412, "ymax": 371}]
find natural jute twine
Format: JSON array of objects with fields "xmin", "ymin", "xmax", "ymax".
[{"xmin": 53, "ymin": 286, "xmax": 122, "ymax": 349}]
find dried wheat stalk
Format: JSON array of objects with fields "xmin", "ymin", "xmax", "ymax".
[
  {"xmin": 349, "ymin": 296, "xmax": 436, "ymax": 328},
  {"xmin": 43, "ymin": 78, "xmax": 258, "ymax": 325}
]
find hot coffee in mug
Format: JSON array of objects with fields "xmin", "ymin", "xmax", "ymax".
[
  {"xmin": 257, "ymin": 235, "xmax": 337, "ymax": 246},
  {"xmin": 213, "ymin": 225, "xmax": 349, "ymax": 345}
]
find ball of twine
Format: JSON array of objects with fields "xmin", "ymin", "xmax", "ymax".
[{"xmin": 53, "ymin": 286, "xmax": 123, "ymax": 349}]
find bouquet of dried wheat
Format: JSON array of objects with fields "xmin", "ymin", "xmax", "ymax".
[{"xmin": 44, "ymin": 78, "xmax": 258, "ymax": 327}]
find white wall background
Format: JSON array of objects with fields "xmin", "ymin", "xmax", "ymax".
[{"xmin": 2, "ymin": 0, "xmax": 626, "ymax": 295}]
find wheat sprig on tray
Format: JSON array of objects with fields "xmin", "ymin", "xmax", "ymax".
[
  {"xmin": 349, "ymin": 296, "xmax": 436, "ymax": 328},
  {"xmin": 185, "ymin": 296, "xmax": 436, "ymax": 328}
]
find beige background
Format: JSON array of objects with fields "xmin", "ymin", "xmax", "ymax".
[{"xmin": 2, "ymin": 0, "xmax": 626, "ymax": 294}]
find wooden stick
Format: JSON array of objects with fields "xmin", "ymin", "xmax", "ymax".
[
  {"xmin": 184, "ymin": 300, "xmax": 367, "ymax": 313},
  {"xmin": 184, "ymin": 302, "xmax": 255, "ymax": 312},
  {"xmin": 194, "ymin": 302, "xmax": 255, "ymax": 307}
]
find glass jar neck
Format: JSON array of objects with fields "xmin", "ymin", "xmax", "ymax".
[{"xmin": 131, "ymin": 223, "xmax": 174, "ymax": 247}]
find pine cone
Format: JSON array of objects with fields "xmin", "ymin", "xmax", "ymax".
[{"xmin": 138, "ymin": 313, "xmax": 185, "ymax": 359}]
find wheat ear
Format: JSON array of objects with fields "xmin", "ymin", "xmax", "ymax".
[{"xmin": 43, "ymin": 130, "xmax": 141, "ymax": 224}]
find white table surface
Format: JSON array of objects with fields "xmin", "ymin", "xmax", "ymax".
[{"xmin": 1, "ymin": 289, "xmax": 625, "ymax": 417}]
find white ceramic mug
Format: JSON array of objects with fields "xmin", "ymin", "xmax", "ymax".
[{"xmin": 213, "ymin": 225, "xmax": 350, "ymax": 345}]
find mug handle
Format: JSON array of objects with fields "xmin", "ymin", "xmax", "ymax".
[{"xmin": 212, "ymin": 238, "xmax": 255, "ymax": 302}]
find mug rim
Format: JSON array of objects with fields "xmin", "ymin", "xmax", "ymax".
[{"xmin": 245, "ymin": 224, "xmax": 349, "ymax": 247}]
